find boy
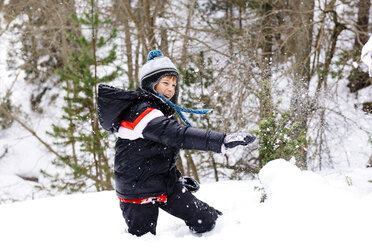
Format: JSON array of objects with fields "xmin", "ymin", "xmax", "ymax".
[{"xmin": 97, "ymin": 50, "xmax": 256, "ymax": 236}]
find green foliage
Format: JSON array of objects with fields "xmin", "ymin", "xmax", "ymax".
[
  {"xmin": 179, "ymin": 51, "xmax": 216, "ymax": 129},
  {"xmin": 0, "ymin": 96, "xmax": 16, "ymax": 130},
  {"xmin": 255, "ymin": 108, "xmax": 310, "ymax": 167},
  {"xmin": 45, "ymin": 2, "xmax": 121, "ymax": 193},
  {"xmin": 254, "ymin": 79, "xmax": 310, "ymax": 168},
  {"xmin": 254, "ymin": 186, "xmax": 267, "ymax": 203}
]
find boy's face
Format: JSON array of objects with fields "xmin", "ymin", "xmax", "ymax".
[{"xmin": 154, "ymin": 76, "xmax": 177, "ymax": 100}]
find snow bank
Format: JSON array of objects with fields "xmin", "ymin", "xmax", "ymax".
[
  {"xmin": 361, "ymin": 36, "xmax": 372, "ymax": 76},
  {"xmin": 259, "ymin": 159, "xmax": 372, "ymax": 248},
  {"xmin": 1, "ymin": 159, "xmax": 372, "ymax": 248}
]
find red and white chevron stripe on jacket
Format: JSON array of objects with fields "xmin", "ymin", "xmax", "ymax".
[{"xmin": 117, "ymin": 108, "xmax": 164, "ymax": 140}]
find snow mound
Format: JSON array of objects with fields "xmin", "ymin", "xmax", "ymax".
[
  {"xmin": 259, "ymin": 159, "xmax": 372, "ymax": 248},
  {"xmin": 361, "ymin": 36, "xmax": 372, "ymax": 76},
  {"xmin": 0, "ymin": 159, "xmax": 372, "ymax": 248},
  {"xmin": 259, "ymin": 158, "xmax": 331, "ymax": 202}
]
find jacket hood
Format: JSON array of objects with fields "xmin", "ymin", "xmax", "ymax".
[
  {"xmin": 97, "ymin": 84, "xmax": 139, "ymax": 133},
  {"xmin": 97, "ymin": 84, "xmax": 174, "ymax": 133}
]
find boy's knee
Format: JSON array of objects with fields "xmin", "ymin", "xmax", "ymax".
[
  {"xmin": 128, "ymin": 223, "xmax": 156, "ymax": 236},
  {"xmin": 188, "ymin": 218, "xmax": 216, "ymax": 234},
  {"xmin": 120, "ymin": 202, "xmax": 158, "ymax": 237},
  {"xmin": 187, "ymin": 208, "xmax": 220, "ymax": 234},
  {"xmin": 125, "ymin": 213, "xmax": 157, "ymax": 236}
]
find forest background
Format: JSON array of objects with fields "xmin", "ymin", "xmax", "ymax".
[{"xmin": 0, "ymin": 0, "xmax": 371, "ymax": 202}]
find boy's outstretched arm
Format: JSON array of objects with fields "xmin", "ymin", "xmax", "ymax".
[{"xmin": 142, "ymin": 115, "xmax": 255, "ymax": 153}]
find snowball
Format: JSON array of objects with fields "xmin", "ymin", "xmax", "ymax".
[{"xmin": 361, "ymin": 36, "xmax": 372, "ymax": 76}]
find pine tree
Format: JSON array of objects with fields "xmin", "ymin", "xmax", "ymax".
[
  {"xmin": 44, "ymin": 0, "xmax": 121, "ymax": 193},
  {"xmin": 255, "ymin": 81, "xmax": 311, "ymax": 167}
]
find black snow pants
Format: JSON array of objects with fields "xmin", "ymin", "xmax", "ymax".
[{"xmin": 119, "ymin": 182, "xmax": 221, "ymax": 236}]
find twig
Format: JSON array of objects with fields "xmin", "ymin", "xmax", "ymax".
[
  {"xmin": 0, "ymin": 104, "xmax": 64, "ymax": 161},
  {"xmin": 0, "ymin": 146, "xmax": 8, "ymax": 159}
]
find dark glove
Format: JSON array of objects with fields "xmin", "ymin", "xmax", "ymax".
[
  {"xmin": 222, "ymin": 132, "xmax": 256, "ymax": 152},
  {"xmin": 180, "ymin": 176, "xmax": 200, "ymax": 193}
]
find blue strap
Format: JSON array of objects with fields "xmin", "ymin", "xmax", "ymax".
[{"xmin": 155, "ymin": 92, "xmax": 212, "ymax": 127}]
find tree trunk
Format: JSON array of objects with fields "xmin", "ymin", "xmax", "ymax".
[
  {"xmin": 185, "ymin": 150, "xmax": 200, "ymax": 183},
  {"xmin": 259, "ymin": 2, "xmax": 275, "ymax": 120},
  {"xmin": 210, "ymin": 152, "xmax": 219, "ymax": 182},
  {"xmin": 289, "ymin": 0, "xmax": 315, "ymax": 169},
  {"xmin": 355, "ymin": 0, "xmax": 371, "ymax": 48},
  {"xmin": 143, "ymin": 0, "xmax": 156, "ymax": 49},
  {"xmin": 112, "ymin": 0, "xmax": 134, "ymax": 88},
  {"xmin": 181, "ymin": 0, "xmax": 196, "ymax": 66},
  {"xmin": 176, "ymin": 155, "xmax": 185, "ymax": 175},
  {"xmin": 347, "ymin": 0, "xmax": 371, "ymax": 95}
]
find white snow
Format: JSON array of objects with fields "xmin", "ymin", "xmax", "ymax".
[
  {"xmin": 1, "ymin": 159, "xmax": 372, "ymax": 248},
  {"xmin": 361, "ymin": 36, "xmax": 372, "ymax": 76}
]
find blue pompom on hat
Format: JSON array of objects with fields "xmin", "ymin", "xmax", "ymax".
[{"xmin": 147, "ymin": 50, "xmax": 164, "ymax": 61}]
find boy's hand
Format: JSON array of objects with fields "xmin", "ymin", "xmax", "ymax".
[
  {"xmin": 222, "ymin": 132, "xmax": 256, "ymax": 152},
  {"xmin": 180, "ymin": 176, "xmax": 200, "ymax": 193}
]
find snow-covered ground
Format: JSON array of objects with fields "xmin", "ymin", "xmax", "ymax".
[{"xmin": 1, "ymin": 159, "xmax": 372, "ymax": 248}]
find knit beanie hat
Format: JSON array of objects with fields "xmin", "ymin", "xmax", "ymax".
[{"xmin": 139, "ymin": 50, "xmax": 179, "ymax": 103}]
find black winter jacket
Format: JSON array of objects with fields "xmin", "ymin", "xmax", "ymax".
[{"xmin": 97, "ymin": 84, "xmax": 225, "ymax": 200}]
